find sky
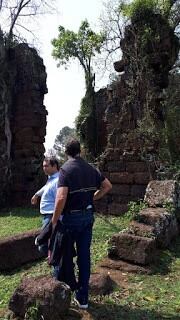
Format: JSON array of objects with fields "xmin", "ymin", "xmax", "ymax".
[{"xmin": 35, "ymin": 0, "xmax": 108, "ymax": 150}]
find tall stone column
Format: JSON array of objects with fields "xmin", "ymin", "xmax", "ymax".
[
  {"xmin": 10, "ymin": 44, "xmax": 48, "ymax": 206},
  {"xmin": 96, "ymin": 11, "xmax": 179, "ymax": 215}
]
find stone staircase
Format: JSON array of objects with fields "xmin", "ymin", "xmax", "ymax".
[{"xmin": 108, "ymin": 180, "xmax": 180, "ymax": 265}]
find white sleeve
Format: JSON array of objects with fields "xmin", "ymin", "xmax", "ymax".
[{"xmin": 35, "ymin": 185, "xmax": 46, "ymax": 197}]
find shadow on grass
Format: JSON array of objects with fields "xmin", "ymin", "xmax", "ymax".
[
  {"xmin": 87, "ymin": 301, "xmax": 179, "ymax": 320},
  {"xmin": 150, "ymin": 236, "xmax": 180, "ymax": 275},
  {"xmin": 0, "ymin": 301, "xmax": 179, "ymax": 320},
  {"xmin": 0, "ymin": 258, "xmax": 48, "ymax": 277}
]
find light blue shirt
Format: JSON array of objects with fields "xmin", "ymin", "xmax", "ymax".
[{"xmin": 36, "ymin": 172, "xmax": 59, "ymax": 215}]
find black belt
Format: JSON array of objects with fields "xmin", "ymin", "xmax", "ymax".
[{"xmin": 65, "ymin": 206, "xmax": 93, "ymax": 214}]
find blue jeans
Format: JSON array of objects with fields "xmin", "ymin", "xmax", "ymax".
[
  {"xmin": 54, "ymin": 210, "xmax": 94, "ymax": 304},
  {"xmin": 39, "ymin": 214, "xmax": 52, "ymax": 256}
]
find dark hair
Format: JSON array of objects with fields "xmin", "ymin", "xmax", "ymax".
[
  {"xmin": 65, "ymin": 139, "xmax": 81, "ymax": 157},
  {"xmin": 44, "ymin": 156, "xmax": 60, "ymax": 170}
]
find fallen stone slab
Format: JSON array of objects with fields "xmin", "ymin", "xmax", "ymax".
[
  {"xmin": 144, "ymin": 180, "xmax": 179, "ymax": 208},
  {"xmin": 89, "ymin": 273, "xmax": 115, "ymax": 295},
  {"xmin": 9, "ymin": 275, "xmax": 71, "ymax": 320},
  {"xmin": 0, "ymin": 230, "xmax": 45, "ymax": 271},
  {"xmin": 108, "ymin": 232, "xmax": 156, "ymax": 265},
  {"xmin": 98, "ymin": 258, "xmax": 152, "ymax": 274},
  {"xmin": 135, "ymin": 208, "xmax": 179, "ymax": 248}
]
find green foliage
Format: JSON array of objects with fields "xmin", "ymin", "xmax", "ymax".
[
  {"xmin": 121, "ymin": 0, "xmax": 172, "ymax": 19},
  {"xmin": 75, "ymin": 83, "xmax": 97, "ymax": 159},
  {"xmin": 52, "ymin": 20, "xmax": 105, "ymax": 158},
  {"xmin": 163, "ymin": 72, "xmax": 180, "ymax": 163},
  {"xmin": 156, "ymin": 161, "xmax": 180, "ymax": 181},
  {"xmin": 75, "ymin": 96, "xmax": 89, "ymax": 139},
  {"xmin": 136, "ymin": 110, "xmax": 159, "ymax": 158},
  {"xmin": 25, "ymin": 303, "xmax": 40, "ymax": 320},
  {"xmin": 121, "ymin": 0, "xmax": 155, "ymax": 18},
  {"xmin": 162, "ymin": 201, "xmax": 175, "ymax": 214},
  {"xmin": 52, "ymin": 19, "xmax": 105, "ymax": 86},
  {"xmin": 147, "ymin": 70, "xmax": 180, "ymax": 166},
  {"xmin": 53, "ymin": 126, "xmax": 77, "ymax": 162},
  {"xmin": 126, "ymin": 200, "xmax": 148, "ymax": 220},
  {"xmin": 117, "ymin": 1, "xmax": 179, "ymax": 168},
  {"xmin": 134, "ymin": 70, "xmax": 180, "ymax": 167}
]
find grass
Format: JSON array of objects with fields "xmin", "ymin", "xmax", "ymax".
[
  {"xmin": 0, "ymin": 208, "xmax": 180, "ymax": 319},
  {"xmin": 0, "ymin": 208, "xmax": 41, "ymax": 238}
]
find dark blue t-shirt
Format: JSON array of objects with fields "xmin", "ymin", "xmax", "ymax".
[{"xmin": 58, "ymin": 157, "xmax": 105, "ymax": 213}]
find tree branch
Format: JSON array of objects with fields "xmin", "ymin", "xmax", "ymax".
[{"xmin": 8, "ymin": 0, "xmax": 31, "ymax": 39}]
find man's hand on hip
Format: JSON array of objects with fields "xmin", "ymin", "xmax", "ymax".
[{"xmin": 31, "ymin": 194, "xmax": 38, "ymax": 205}]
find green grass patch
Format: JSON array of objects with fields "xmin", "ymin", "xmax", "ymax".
[
  {"xmin": 0, "ymin": 208, "xmax": 41, "ymax": 238},
  {"xmin": 0, "ymin": 208, "xmax": 180, "ymax": 319},
  {"xmin": 92, "ymin": 214, "xmax": 131, "ymax": 266}
]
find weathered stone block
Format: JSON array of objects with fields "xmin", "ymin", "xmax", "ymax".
[
  {"xmin": 110, "ymin": 184, "xmax": 131, "ymax": 196},
  {"xmin": 111, "ymin": 194, "xmax": 135, "ymax": 204},
  {"xmin": 9, "ymin": 276, "xmax": 71, "ymax": 319},
  {"xmin": 134, "ymin": 172, "xmax": 151, "ymax": 185},
  {"xmin": 105, "ymin": 148, "xmax": 123, "ymax": 161},
  {"xmin": 95, "ymin": 199, "xmax": 108, "ymax": 214},
  {"xmin": 89, "ymin": 273, "xmax": 115, "ymax": 295},
  {"xmin": 136, "ymin": 207, "xmax": 179, "ymax": 247},
  {"xmin": 0, "ymin": 230, "xmax": 44, "ymax": 271},
  {"xmin": 110, "ymin": 172, "xmax": 134, "ymax": 184},
  {"xmin": 107, "ymin": 161, "xmax": 125, "ymax": 172},
  {"xmin": 99, "ymin": 258, "xmax": 152, "ymax": 274},
  {"xmin": 144, "ymin": 180, "xmax": 179, "ymax": 208},
  {"xmin": 126, "ymin": 162, "xmax": 148, "ymax": 173},
  {"xmin": 108, "ymin": 203, "xmax": 128, "ymax": 215},
  {"xmin": 108, "ymin": 233, "xmax": 156, "ymax": 265},
  {"xmin": 122, "ymin": 152, "xmax": 141, "ymax": 161},
  {"xmin": 128, "ymin": 221, "xmax": 155, "ymax": 238}
]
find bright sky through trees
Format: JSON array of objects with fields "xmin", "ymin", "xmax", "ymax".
[{"xmin": 36, "ymin": 0, "xmax": 108, "ymax": 150}]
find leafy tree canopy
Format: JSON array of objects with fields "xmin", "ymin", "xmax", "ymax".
[
  {"xmin": 53, "ymin": 126, "xmax": 77, "ymax": 161},
  {"xmin": 121, "ymin": 0, "xmax": 178, "ymax": 22},
  {"xmin": 51, "ymin": 20, "xmax": 105, "ymax": 86}
]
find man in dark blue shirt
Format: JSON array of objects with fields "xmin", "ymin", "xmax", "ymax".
[{"xmin": 51, "ymin": 139, "xmax": 112, "ymax": 309}]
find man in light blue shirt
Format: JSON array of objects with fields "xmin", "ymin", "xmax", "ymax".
[{"xmin": 31, "ymin": 156, "xmax": 60, "ymax": 255}]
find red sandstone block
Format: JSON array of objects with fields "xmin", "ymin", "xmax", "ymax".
[
  {"xmin": 0, "ymin": 230, "xmax": 44, "ymax": 271},
  {"xmin": 126, "ymin": 162, "xmax": 148, "ymax": 173},
  {"xmin": 122, "ymin": 152, "xmax": 141, "ymax": 161},
  {"xmin": 107, "ymin": 161, "xmax": 125, "ymax": 172},
  {"xmin": 110, "ymin": 172, "xmax": 134, "ymax": 184},
  {"xmin": 108, "ymin": 233, "xmax": 156, "ymax": 265},
  {"xmin": 144, "ymin": 180, "xmax": 179, "ymax": 208},
  {"xmin": 112, "ymin": 195, "xmax": 135, "ymax": 204},
  {"xmin": 108, "ymin": 203, "xmax": 128, "ymax": 215},
  {"xmin": 134, "ymin": 172, "xmax": 151, "ymax": 184},
  {"xmin": 110, "ymin": 184, "xmax": 131, "ymax": 196}
]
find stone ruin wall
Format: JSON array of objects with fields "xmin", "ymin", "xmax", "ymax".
[
  {"xmin": 0, "ymin": 34, "xmax": 11, "ymax": 207},
  {"xmin": 0, "ymin": 40, "xmax": 47, "ymax": 208},
  {"xmin": 95, "ymin": 11, "xmax": 179, "ymax": 215},
  {"xmin": 95, "ymin": 80, "xmax": 156, "ymax": 215}
]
